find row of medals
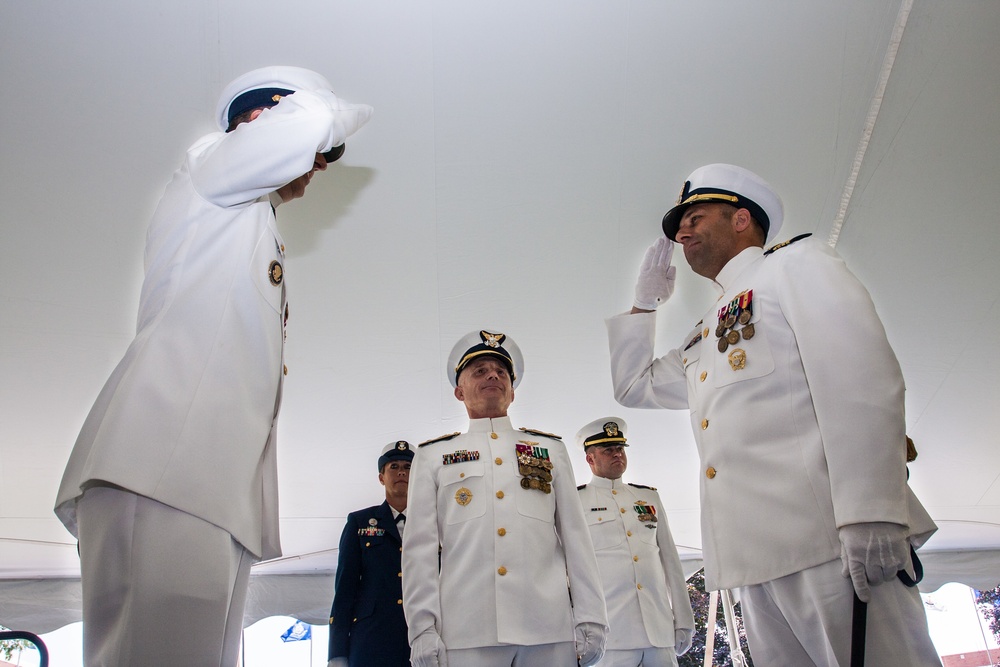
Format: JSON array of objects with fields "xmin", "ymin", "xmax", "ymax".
[
  {"xmin": 717, "ymin": 289, "xmax": 754, "ymax": 353},
  {"xmin": 517, "ymin": 452, "xmax": 553, "ymax": 494},
  {"xmin": 635, "ymin": 502, "xmax": 657, "ymax": 523}
]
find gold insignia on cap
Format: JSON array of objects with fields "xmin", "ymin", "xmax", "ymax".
[
  {"xmin": 603, "ymin": 422, "xmax": 620, "ymax": 437},
  {"xmin": 396, "ymin": 441, "xmax": 408, "ymax": 451},
  {"xmin": 675, "ymin": 181, "xmax": 689, "ymax": 205},
  {"xmin": 272, "ymin": 94, "xmax": 283, "ymax": 103},
  {"xmin": 684, "ymin": 193, "xmax": 739, "ymax": 205},
  {"xmin": 268, "ymin": 260, "xmax": 283, "ymax": 286},
  {"xmin": 481, "ymin": 330, "xmax": 505, "ymax": 348},
  {"xmin": 455, "ymin": 487, "xmax": 473, "ymax": 506}
]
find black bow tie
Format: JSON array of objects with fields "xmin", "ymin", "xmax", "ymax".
[{"xmin": 395, "ymin": 513, "xmax": 406, "ymax": 523}]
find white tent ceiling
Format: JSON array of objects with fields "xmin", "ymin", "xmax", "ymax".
[{"xmin": 2, "ymin": 0, "xmax": 999, "ymax": 633}]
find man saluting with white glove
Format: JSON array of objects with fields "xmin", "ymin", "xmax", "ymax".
[{"xmin": 606, "ymin": 163, "xmax": 940, "ymax": 666}]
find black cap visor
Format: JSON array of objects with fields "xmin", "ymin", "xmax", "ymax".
[
  {"xmin": 662, "ymin": 189, "xmax": 770, "ymax": 241},
  {"xmin": 323, "ymin": 143, "xmax": 346, "ymax": 164}
]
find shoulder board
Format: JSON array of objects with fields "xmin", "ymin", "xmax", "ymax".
[
  {"xmin": 627, "ymin": 482, "xmax": 658, "ymax": 491},
  {"xmin": 764, "ymin": 232, "xmax": 812, "ymax": 256},
  {"xmin": 418, "ymin": 432, "xmax": 461, "ymax": 447},
  {"xmin": 519, "ymin": 427, "xmax": 562, "ymax": 440},
  {"xmin": 577, "ymin": 483, "xmax": 588, "ymax": 490}
]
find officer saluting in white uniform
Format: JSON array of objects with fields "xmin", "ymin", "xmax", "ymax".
[
  {"xmin": 576, "ymin": 417, "xmax": 694, "ymax": 667},
  {"xmin": 402, "ymin": 329, "xmax": 609, "ymax": 667},
  {"xmin": 606, "ymin": 163, "xmax": 939, "ymax": 665},
  {"xmin": 54, "ymin": 66, "xmax": 373, "ymax": 666}
]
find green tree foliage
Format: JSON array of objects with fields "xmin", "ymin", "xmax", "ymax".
[
  {"xmin": 975, "ymin": 584, "xmax": 1000, "ymax": 640},
  {"xmin": 678, "ymin": 569, "xmax": 755, "ymax": 667},
  {"xmin": 0, "ymin": 625, "xmax": 37, "ymax": 661}
]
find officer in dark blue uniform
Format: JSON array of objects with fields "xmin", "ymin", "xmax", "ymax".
[{"xmin": 328, "ymin": 441, "xmax": 413, "ymax": 667}]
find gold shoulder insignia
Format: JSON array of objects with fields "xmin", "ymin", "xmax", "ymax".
[
  {"xmin": 519, "ymin": 427, "xmax": 562, "ymax": 440},
  {"xmin": 627, "ymin": 482, "xmax": 658, "ymax": 491},
  {"xmin": 418, "ymin": 432, "xmax": 461, "ymax": 447},
  {"xmin": 764, "ymin": 233, "xmax": 812, "ymax": 256}
]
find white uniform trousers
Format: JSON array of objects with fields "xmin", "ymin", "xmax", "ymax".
[
  {"xmin": 446, "ymin": 642, "xmax": 576, "ymax": 666},
  {"xmin": 77, "ymin": 485, "xmax": 255, "ymax": 666},
  {"xmin": 739, "ymin": 558, "xmax": 941, "ymax": 666},
  {"xmin": 596, "ymin": 647, "xmax": 678, "ymax": 667}
]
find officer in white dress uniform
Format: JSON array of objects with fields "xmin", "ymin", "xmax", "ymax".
[
  {"xmin": 54, "ymin": 66, "xmax": 372, "ymax": 666},
  {"xmin": 402, "ymin": 330, "xmax": 609, "ymax": 667},
  {"xmin": 605, "ymin": 164, "xmax": 940, "ymax": 665},
  {"xmin": 575, "ymin": 417, "xmax": 694, "ymax": 667}
]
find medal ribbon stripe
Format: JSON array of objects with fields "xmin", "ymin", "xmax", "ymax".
[
  {"xmin": 515, "ymin": 443, "xmax": 550, "ymax": 461},
  {"xmin": 443, "ymin": 449, "xmax": 480, "ymax": 465}
]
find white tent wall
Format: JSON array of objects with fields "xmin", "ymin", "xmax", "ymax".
[
  {"xmin": 2, "ymin": 0, "xmax": 999, "ymax": 634},
  {"xmin": 4, "ymin": 549, "xmax": 1000, "ymax": 635}
]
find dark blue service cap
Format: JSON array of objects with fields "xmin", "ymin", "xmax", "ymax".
[
  {"xmin": 226, "ymin": 87, "xmax": 294, "ymax": 126},
  {"xmin": 378, "ymin": 440, "xmax": 414, "ymax": 472}
]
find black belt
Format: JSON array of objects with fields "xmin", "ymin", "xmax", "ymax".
[{"xmin": 850, "ymin": 545, "xmax": 924, "ymax": 666}]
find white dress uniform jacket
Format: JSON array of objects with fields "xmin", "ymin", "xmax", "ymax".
[
  {"xmin": 402, "ymin": 416, "xmax": 608, "ymax": 650},
  {"xmin": 578, "ymin": 477, "xmax": 694, "ymax": 651},
  {"xmin": 606, "ymin": 238, "xmax": 936, "ymax": 590},
  {"xmin": 55, "ymin": 89, "xmax": 350, "ymax": 560}
]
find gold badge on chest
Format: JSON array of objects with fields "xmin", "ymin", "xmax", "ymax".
[{"xmin": 268, "ymin": 260, "xmax": 283, "ymax": 286}]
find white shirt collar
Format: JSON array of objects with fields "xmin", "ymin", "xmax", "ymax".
[
  {"xmin": 589, "ymin": 475, "xmax": 626, "ymax": 491},
  {"xmin": 467, "ymin": 416, "xmax": 513, "ymax": 433},
  {"xmin": 713, "ymin": 246, "xmax": 764, "ymax": 293}
]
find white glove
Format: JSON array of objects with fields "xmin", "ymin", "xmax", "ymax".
[
  {"xmin": 331, "ymin": 100, "xmax": 374, "ymax": 144},
  {"xmin": 633, "ymin": 237, "xmax": 677, "ymax": 310},
  {"xmin": 839, "ymin": 522, "xmax": 909, "ymax": 603},
  {"xmin": 674, "ymin": 627, "xmax": 693, "ymax": 656},
  {"xmin": 410, "ymin": 630, "xmax": 448, "ymax": 667},
  {"xmin": 574, "ymin": 622, "xmax": 607, "ymax": 667},
  {"xmin": 328, "ymin": 659, "xmax": 348, "ymax": 667},
  {"xmin": 316, "ymin": 90, "xmax": 374, "ymax": 150}
]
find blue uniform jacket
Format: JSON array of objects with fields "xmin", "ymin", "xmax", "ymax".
[{"xmin": 329, "ymin": 501, "xmax": 409, "ymax": 666}]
